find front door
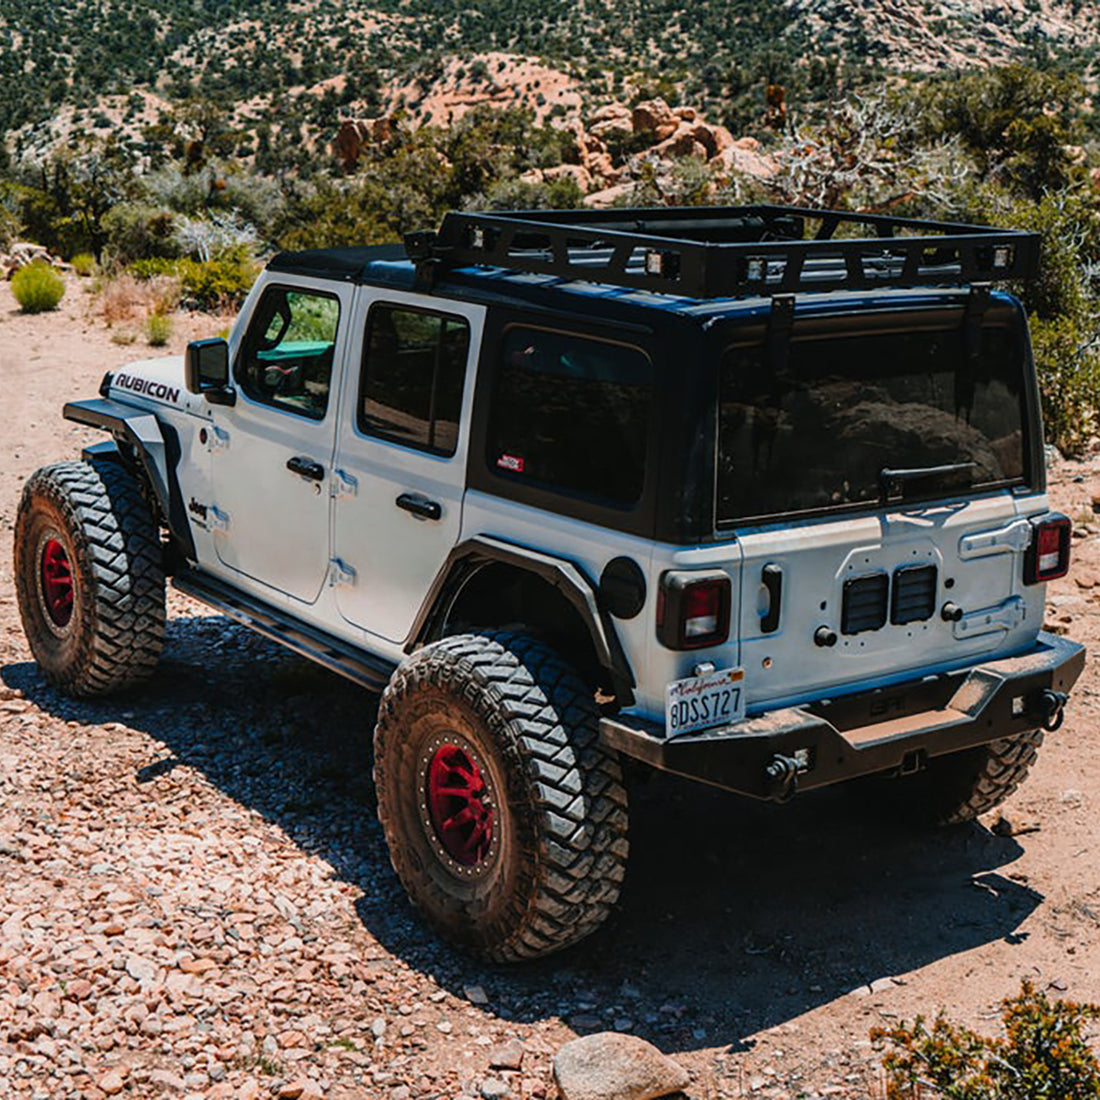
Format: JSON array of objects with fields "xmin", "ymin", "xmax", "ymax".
[
  {"xmin": 332, "ymin": 290, "xmax": 484, "ymax": 643},
  {"xmin": 210, "ymin": 279, "xmax": 349, "ymax": 605}
]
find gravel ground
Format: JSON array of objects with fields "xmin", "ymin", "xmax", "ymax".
[{"xmin": 1, "ymin": 279, "xmax": 1098, "ymax": 1100}]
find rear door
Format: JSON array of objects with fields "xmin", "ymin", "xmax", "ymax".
[
  {"xmin": 715, "ymin": 309, "xmax": 1042, "ymax": 710},
  {"xmin": 331, "ymin": 289, "xmax": 484, "ymax": 643}
]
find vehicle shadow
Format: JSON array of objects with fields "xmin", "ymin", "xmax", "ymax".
[{"xmin": 1, "ymin": 613, "xmax": 1041, "ymax": 1055}]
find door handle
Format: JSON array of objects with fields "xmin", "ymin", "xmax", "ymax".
[
  {"xmin": 286, "ymin": 455, "xmax": 325, "ymax": 481},
  {"xmin": 761, "ymin": 563, "xmax": 783, "ymax": 634},
  {"xmin": 396, "ymin": 492, "xmax": 442, "ymax": 521}
]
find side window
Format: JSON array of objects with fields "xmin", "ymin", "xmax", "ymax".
[
  {"xmin": 359, "ymin": 304, "xmax": 470, "ymax": 456},
  {"xmin": 237, "ymin": 287, "xmax": 340, "ymax": 419},
  {"xmin": 486, "ymin": 327, "xmax": 652, "ymax": 507}
]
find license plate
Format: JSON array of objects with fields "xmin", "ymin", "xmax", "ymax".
[{"xmin": 666, "ymin": 666, "xmax": 745, "ymax": 736}]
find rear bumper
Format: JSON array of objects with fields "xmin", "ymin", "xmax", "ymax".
[{"xmin": 599, "ymin": 632, "xmax": 1086, "ymax": 801}]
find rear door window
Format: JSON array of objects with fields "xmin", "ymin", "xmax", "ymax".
[
  {"xmin": 486, "ymin": 326, "xmax": 652, "ymax": 507},
  {"xmin": 359, "ymin": 304, "xmax": 470, "ymax": 456}
]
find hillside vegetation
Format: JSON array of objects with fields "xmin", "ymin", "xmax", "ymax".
[{"xmin": 1, "ymin": 4, "xmax": 1100, "ymax": 450}]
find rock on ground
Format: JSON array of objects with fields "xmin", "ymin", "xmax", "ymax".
[{"xmin": 553, "ymin": 1032, "xmax": 690, "ymax": 1100}]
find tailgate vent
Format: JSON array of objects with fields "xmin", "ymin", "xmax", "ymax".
[
  {"xmin": 842, "ymin": 573, "xmax": 889, "ymax": 635},
  {"xmin": 891, "ymin": 564, "xmax": 937, "ymax": 625}
]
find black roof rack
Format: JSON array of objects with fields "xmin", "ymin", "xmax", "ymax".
[{"xmin": 405, "ymin": 204, "xmax": 1039, "ymax": 299}]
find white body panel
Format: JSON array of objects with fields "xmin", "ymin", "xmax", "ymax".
[
  {"xmin": 644, "ymin": 494, "xmax": 1046, "ymax": 723},
  {"xmin": 100, "ymin": 268, "xmax": 1054, "ymax": 734}
]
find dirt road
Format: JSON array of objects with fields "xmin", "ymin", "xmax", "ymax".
[{"xmin": 1, "ymin": 279, "xmax": 1097, "ymax": 1099}]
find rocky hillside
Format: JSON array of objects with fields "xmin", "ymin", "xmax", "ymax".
[
  {"xmin": 2, "ymin": 0, "xmax": 1099, "ymax": 161},
  {"xmin": 789, "ymin": 0, "xmax": 1100, "ymax": 70}
]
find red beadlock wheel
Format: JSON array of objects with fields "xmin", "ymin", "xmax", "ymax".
[
  {"xmin": 426, "ymin": 744, "xmax": 495, "ymax": 867},
  {"xmin": 39, "ymin": 537, "xmax": 74, "ymax": 628}
]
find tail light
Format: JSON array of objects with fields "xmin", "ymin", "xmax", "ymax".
[
  {"xmin": 656, "ymin": 571, "xmax": 731, "ymax": 650},
  {"xmin": 1024, "ymin": 513, "xmax": 1071, "ymax": 584}
]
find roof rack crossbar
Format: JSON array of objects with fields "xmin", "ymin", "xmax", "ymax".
[{"xmin": 409, "ymin": 205, "xmax": 1039, "ymax": 299}]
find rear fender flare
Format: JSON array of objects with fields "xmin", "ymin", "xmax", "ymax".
[{"xmin": 406, "ymin": 535, "xmax": 636, "ymax": 706}]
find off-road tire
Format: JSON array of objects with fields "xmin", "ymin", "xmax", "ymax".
[
  {"xmin": 895, "ymin": 730, "xmax": 1045, "ymax": 825},
  {"xmin": 373, "ymin": 631, "xmax": 629, "ymax": 961},
  {"xmin": 14, "ymin": 459, "xmax": 165, "ymax": 697}
]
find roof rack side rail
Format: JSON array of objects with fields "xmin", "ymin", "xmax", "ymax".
[{"xmin": 405, "ymin": 205, "xmax": 1040, "ymax": 299}]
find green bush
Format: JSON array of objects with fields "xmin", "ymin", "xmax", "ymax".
[
  {"xmin": 146, "ymin": 312, "xmax": 172, "ymax": 346},
  {"xmin": 11, "ymin": 261, "xmax": 65, "ymax": 313},
  {"xmin": 873, "ymin": 979, "xmax": 1100, "ymax": 1099},
  {"xmin": 178, "ymin": 248, "xmax": 258, "ymax": 310},
  {"xmin": 101, "ymin": 203, "xmax": 178, "ymax": 265},
  {"xmin": 70, "ymin": 252, "xmax": 96, "ymax": 276},
  {"xmin": 129, "ymin": 257, "xmax": 180, "ymax": 281}
]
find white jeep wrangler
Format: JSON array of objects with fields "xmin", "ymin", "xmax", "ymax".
[{"xmin": 14, "ymin": 206, "xmax": 1085, "ymax": 960}]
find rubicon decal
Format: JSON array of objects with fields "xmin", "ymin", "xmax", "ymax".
[{"xmin": 114, "ymin": 373, "xmax": 181, "ymax": 404}]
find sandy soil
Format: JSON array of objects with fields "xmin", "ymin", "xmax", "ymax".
[{"xmin": 0, "ymin": 276, "xmax": 1097, "ymax": 1099}]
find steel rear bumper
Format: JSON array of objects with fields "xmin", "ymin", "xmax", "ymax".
[{"xmin": 599, "ymin": 632, "xmax": 1086, "ymax": 802}]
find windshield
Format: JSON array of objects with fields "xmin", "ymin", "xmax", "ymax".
[{"xmin": 716, "ymin": 320, "xmax": 1029, "ymax": 525}]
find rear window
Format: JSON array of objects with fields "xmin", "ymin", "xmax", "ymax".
[
  {"xmin": 486, "ymin": 326, "xmax": 652, "ymax": 507},
  {"xmin": 717, "ymin": 323, "xmax": 1028, "ymax": 524}
]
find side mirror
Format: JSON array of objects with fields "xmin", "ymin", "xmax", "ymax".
[{"xmin": 185, "ymin": 339, "xmax": 235, "ymax": 406}]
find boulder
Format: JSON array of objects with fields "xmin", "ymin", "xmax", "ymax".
[
  {"xmin": 333, "ymin": 116, "xmax": 397, "ymax": 168},
  {"xmin": 652, "ymin": 127, "xmax": 710, "ymax": 160},
  {"xmin": 588, "ymin": 103, "xmax": 633, "ymax": 137},
  {"xmin": 552, "ymin": 1032, "xmax": 690, "ymax": 1100},
  {"xmin": 710, "ymin": 142, "xmax": 779, "ymax": 180},
  {"xmin": 632, "ymin": 98, "xmax": 678, "ymax": 141},
  {"xmin": 544, "ymin": 163, "xmax": 593, "ymax": 191},
  {"xmin": 583, "ymin": 182, "xmax": 636, "ymax": 208},
  {"xmin": 691, "ymin": 122, "xmax": 735, "ymax": 158},
  {"xmin": 583, "ymin": 151, "xmax": 617, "ymax": 182}
]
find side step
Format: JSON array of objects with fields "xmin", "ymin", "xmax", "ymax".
[{"xmin": 172, "ymin": 570, "xmax": 396, "ymax": 692}]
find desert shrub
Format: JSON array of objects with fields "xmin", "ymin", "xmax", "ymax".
[
  {"xmin": 178, "ymin": 248, "xmax": 258, "ymax": 310},
  {"xmin": 1029, "ymin": 314, "xmax": 1100, "ymax": 459},
  {"xmin": 69, "ymin": 252, "xmax": 96, "ymax": 276},
  {"xmin": 101, "ymin": 202, "xmax": 178, "ymax": 264},
  {"xmin": 0, "ymin": 198, "xmax": 21, "ymax": 252},
  {"xmin": 929, "ymin": 181, "xmax": 1100, "ymax": 456},
  {"xmin": 98, "ymin": 274, "xmax": 146, "ymax": 323},
  {"xmin": 873, "ymin": 979, "xmax": 1100, "ymax": 1099},
  {"xmin": 471, "ymin": 175, "xmax": 583, "ymax": 210},
  {"xmin": 175, "ymin": 212, "xmax": 258, "ymax": 262},
  {"xmin": 914, "ymin": 65, "xmax": 1086, "ymax": 199},
  {"xmin": 11, "ymin": 261, "xmax": 65, "ymax": 313},
  {"xmin": 146, "ymin": 274, "xmax": 182, "ymax": 316},
  {"xmin": 129, "ymin": 257, "xmax": 179, "ymax": 281},
  {"xmin": 146, "ymin": 312, "xmax": 172, "ymax": 347}
]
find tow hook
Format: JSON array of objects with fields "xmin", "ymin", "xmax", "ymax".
[
  {"xmin": 763, "ymin": 754, "xmax": 801, "ymax": 802},
  {"xmin": 1030, "ymin": 688, "xmax": 1069, "ymax": 732}
]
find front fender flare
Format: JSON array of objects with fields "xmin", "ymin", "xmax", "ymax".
[
  {"xmin": 406, "ymin": 535, "xmax": 636, "ymax": 706},
  {"xmin": 64, "ymin": 398, "xmax": 194, "ymax": 560}
]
